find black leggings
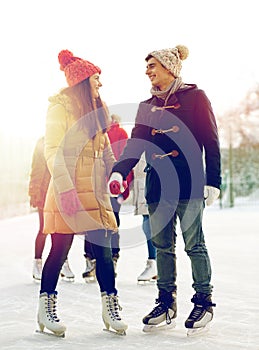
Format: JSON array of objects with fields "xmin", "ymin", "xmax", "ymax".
[
  {"xmin": 40, "ymin": 231, "xmax": 116, "ymax": 295},
  {"xmin": 84, "ymin": 198, "xmax": 121, "ymax": 259}
]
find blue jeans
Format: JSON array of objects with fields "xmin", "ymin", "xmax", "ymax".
[
  {"xmin": 142, "ymin": 215, "xmax": 156, "ymax": 260},
  {"xmin": 148, "ymin": 199, "xmax": 213, "ymax": 295}
]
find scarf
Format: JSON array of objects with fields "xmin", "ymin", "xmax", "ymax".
[{"xmin": 150, "ymin": 77, "xmax": 185, "ymax": 101}]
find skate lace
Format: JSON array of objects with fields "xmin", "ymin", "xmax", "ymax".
[
  {"xmin": 189, "ymin": 298, "xmax": 216, "ymax": 321},
  {"xmin": 189, "ymin": 304, "xmax": 204, "ymax": 320},
  {"xmin": 151, "ymin": 299, "xmax": 172, "ymax": 324},
  {"xmin": 108, "ymin": 295, "xmax": 122, "ymax": 320},
  {"xmin": 47, "ymin": 295, "xmax": 60, "ymax": 322},
  {"xmin": 189, "ymin": 295, "xmax": 216, "ymax": 320}
]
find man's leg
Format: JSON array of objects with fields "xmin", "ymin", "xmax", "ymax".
[
  {"xmin": 142, "ymin": 201, "xmax": 177, "ymax": 329},
  {"xmin": 177, "ymin": 199, "xmax": 215, "ymax": 332},
  {"xmin": 149, "ymin": 201, "xmax": 177, "ymax": 293},
  {"xmin": 178, "ymin": 199, "xmax": 212, "ymax": 294}
]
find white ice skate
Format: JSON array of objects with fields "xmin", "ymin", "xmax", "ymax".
[
  {"xmin": 82, "ymin": 258, "xmax": 96, "ymax": 283},
  {"xmin": 60, "ymin": 259, "xmax": 75, "ymax": 282},
  {"xmin": 33, "ymin": 258, "xmax": 42, "ymax": 281},
  {"xmin": 102, "ymin": 293, "xmax": 128, "ymax": 336},
  {"xmin": 37, "ymin": 292, "xmax": 66, "ymax": 337},
  {"xmin": 142, "ymin": 291, "xmax": 177, "ymax": 333},
  {"xmin": 137, "ymin": 259, "xmax": 157, "ymax": 285},
  {"xmin": 185, "ymin": 293, "xmax": 216, "ymax": 337}
]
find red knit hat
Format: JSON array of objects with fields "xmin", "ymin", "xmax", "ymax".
[{"xmin": 58, "ymin": 50, "xmax": 101, "ymax": 87}]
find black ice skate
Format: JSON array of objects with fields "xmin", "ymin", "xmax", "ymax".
[
  {"xmin": 142, "ymin": 290, "xmax": 177, "ymax": 332},
  {"xmin": 185, "ymin": 292, "xmax": 216, "ymax": 336}
]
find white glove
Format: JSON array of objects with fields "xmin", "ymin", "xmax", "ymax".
[
  {"xmin": 204, "ymin": 186, "xmax": 220, "ymax": 206},
  {"xmin": 108, "ymin": 172, "xmax": 125, "ymax": 197}
]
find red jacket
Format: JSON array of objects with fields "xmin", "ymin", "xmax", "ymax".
[
  {"xmin": 107, "ymin": 123, "xmax": 128, "ymax": 160},
  {"xmin": 108, "ymin": 123, "xmax": 133, "ymax": 199}
]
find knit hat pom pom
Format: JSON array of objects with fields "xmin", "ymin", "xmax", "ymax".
[
  {"xmin": 176, "ymin": 45, "xmax": 189, "ymax": 60},
  {"xmin": 58, "ymin": 50, "xmax": 75, "ymax": 71}
]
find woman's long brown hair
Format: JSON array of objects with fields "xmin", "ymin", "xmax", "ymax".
[{"xmin": 60, "ymin": 78, "xmax": 109, "ymax": 138}]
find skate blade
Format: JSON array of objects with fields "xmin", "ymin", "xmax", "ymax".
[
  {"xmin": 103, "ymin": 328, "xmax": 126, "ymax": 336},
  {"xmin": 33, "ymin": 278, "xmax": 41, "ymax": 283},
  {"xmin": 35, "ymin": 329, "xmax": 65, "ymax": 338},
  {"xmin": 84, "ymin": 277, "xmax": 96, "ymax": 283},
  {"xmin": 60, "ymin": 276, "xmax": 75, "ymax": 282},
  {"xmin": 137, "ymin": 278, "xmax": 157, "ymax": 285},
  {"xmin": 143, "ymin": 320, "xmax": 176, "ymax": 333},
  {"xmin": 187, "ymin": 324, "xmax": 210, "ymax": 337}
]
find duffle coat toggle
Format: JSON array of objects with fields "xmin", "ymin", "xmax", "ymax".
[
  {"xmin": 151, "ymin": 125, "xmax": 180, "ymax": 136},
  {"xmin": 152, "ymin": 150, "xmax": 179, "ymax": 160},
  {"xmin": 151, "ymin": 103, "xmax": 180, "ymax": 112}
]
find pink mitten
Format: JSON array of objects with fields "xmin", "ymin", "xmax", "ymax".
[{"xmin": 60, "ymin": 189, "xmax": 81, "ymax": 216}]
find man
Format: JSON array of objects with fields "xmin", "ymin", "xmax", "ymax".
[{"xmin": 108, "ymin": 45, "xmax": 221, "ymax": 334}]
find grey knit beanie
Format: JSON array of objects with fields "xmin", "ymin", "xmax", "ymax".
[{"xmin": 147, "ymin": 45, "xmax": 189, "ymax": 77}]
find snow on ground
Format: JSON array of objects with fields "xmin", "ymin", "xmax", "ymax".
[{"xmin": 0, "ymin": 203, "xmax": 259, "ymax": 350}]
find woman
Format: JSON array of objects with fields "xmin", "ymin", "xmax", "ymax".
[
  {"xmin": 29, "ymin": 136, "xmax": 74, "ymax": 282},
  {"xmin": 37, "ymin": 50, "xmax": 127, "ymax": 336},
  {"xmin": 82, "ymin": 114, "xmax": 134, "ymax": 281}
]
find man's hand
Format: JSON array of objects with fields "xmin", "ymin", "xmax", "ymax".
[{"xmin": 204, "ymin": 186, "xmax": 220, "ymax": 206}]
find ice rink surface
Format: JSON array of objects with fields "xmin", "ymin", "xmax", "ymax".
[{"xmin": 0, "ymin": 203, "xmax": 258, "ymax": 349}]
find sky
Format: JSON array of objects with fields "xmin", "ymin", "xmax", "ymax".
[{"xmin": 1, "ymin": 0, "xmax": 259, "ymax": 140}]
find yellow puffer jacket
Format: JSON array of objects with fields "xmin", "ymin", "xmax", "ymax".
[{"xmin": 43, "ymin": 93, "xmax": 117, "ymax": 234}]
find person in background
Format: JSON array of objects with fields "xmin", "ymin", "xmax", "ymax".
[
  {"xmin": 37, "ymin": 49, "xmax": 127, "ymax": 337},
  {"xmin": 132, "ymin": 153, "xmax": 157, "ymax": 284},
  {"xmin": 108, "ymin": 44, "xmax": 221, "ymax": 334},
  {"xmin": 29, "ymin": 136, "xmax": 74, "ymax": 282},
  {"xmin": 82, "ymin": 114, "xmax": 133, "ymax": 281}
]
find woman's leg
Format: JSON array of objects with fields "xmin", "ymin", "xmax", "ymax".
[
  {"xmin": 34, "ymin": 208, "xmax": 47, "ymax": 259},
  {"xmin": 40, "ymin": 233, "xmax": 74, "ymax": 294},
  {"xmin": 87, "ymin": 230, "xmax": 127, "ymax": 333},
  {"xmin": 87, "ymin": 230, "xmax": 116, "ymax": 295}
]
